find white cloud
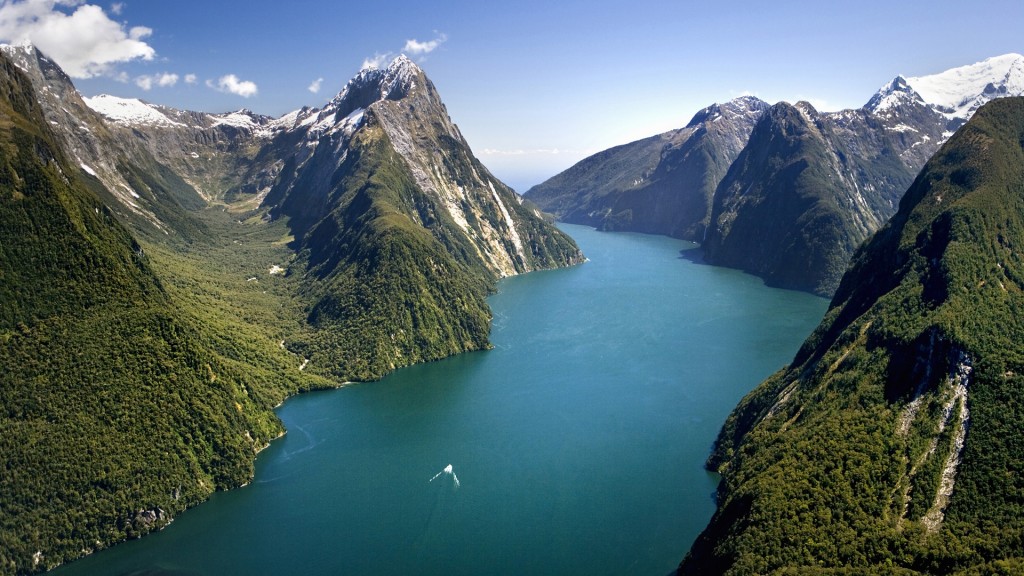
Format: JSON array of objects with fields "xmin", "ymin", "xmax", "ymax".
[
  {"xmin": 403, "ymin": 32, "xmax": 447, "ymax": 56},
  {"xmin": 109, "ymin": 2, "xmax": 122, "ymax": 15},
  {"xmin": 135, "ymin": 71, "xmax": 177, "ymax": 90},
  {"xmin": 307, "ymin": 76, "xmax": 323, "ymax": 94},
  {"xmin": 184, "ymin": 73, "xmax": 196, "ymax": 85},
  {"xmin": 361, "ymin": 52, "xmax": 392, "ymax": 70},
  {"xmin": 207, "ymin": 74, "xmax": 258, "ymax": 98},
  {"xmin": 0, "ymin": 0, "xmax": 155, "ymax": 78}
]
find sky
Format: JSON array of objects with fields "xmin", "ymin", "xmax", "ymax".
[{"xmin": 0, "ymin": 0, "xmax": 1021, "ymax": 191}]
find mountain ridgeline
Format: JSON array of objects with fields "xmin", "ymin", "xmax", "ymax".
[
  {"xmin": 530, "ymin": 54, "xmax": 1024, "ymax": 296},
  {"xmin": 681, "ymin": 97, "xmax": 1024, "ymax": 574},
  {"xmin": 0, "ymin": 47, "xmax": 580, "ymax": 574}
]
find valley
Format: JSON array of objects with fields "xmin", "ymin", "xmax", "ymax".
[{"xmin": 1, "ymin": 21, "xmax": 1023, "ymax": 575}]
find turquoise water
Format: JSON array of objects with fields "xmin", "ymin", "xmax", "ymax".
[{"xmin": 53, "ymin": 225, "xmax": 828, "ymax": 575}]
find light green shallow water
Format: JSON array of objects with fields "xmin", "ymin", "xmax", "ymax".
[{"xmin": 53, "ymin": 224, "xmax": 828, "ymax": 576}]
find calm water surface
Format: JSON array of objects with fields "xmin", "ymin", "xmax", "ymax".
[{"xmin": 54, "ymin": 225, "xmax": 828, "ymax": 575}]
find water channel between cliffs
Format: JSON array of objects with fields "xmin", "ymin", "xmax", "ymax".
[{"xmin": 53, "ymin": 224, "xmax": 828, "ymax": 576}]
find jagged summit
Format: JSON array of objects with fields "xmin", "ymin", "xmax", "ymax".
[
  {"xmin": 865, "ymin": 74, "xmax": 928, "ymax": 113},
  {"xmin": 323, "ymin": 55, "xmax": 424, "ymax": 120},
  {"xmin": 685, "ymin": 95, "xmax": 769, "ymax": 128}
]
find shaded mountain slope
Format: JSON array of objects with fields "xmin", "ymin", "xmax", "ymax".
[
  {"xmin": 703, "ymin": 101, "xmax": 908, "ymax": 295},
  {"xmin": 681, "ymin": 97, "xmax": 1024, "ymax": 575},
  {"xmin": 0, "ymin": 52, "xmax": 317, "ymax": 574}
]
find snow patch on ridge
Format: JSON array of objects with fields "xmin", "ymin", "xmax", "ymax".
[{"xmin": 83, "ymin": 95, "xmax": 186, "ymax": 127}]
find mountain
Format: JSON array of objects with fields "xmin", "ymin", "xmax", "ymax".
[
  {"xmin": 0, "ymin": 47, "xmax": 581, "ymax": 574},
  {"xmin": 530, "ymin": 54, "xmax": 1024, "ymax": 296},
  {"xmin": 257, "ymin": 55, "xmax": 584, "ymax": 379},
  {"xmin": 680, "ymin": 97, "xmax": 1024, "ymax": 574},
  {"xmin": 0, "ymin": 44, "xmax": 215, "ymax": 241},
  {"xmin": 527, "ymin": 96, "xmax": 769, "ymax": 240},
  {"xmin": 702, "ymin": 97, "xmax": 938, "ymax": 294},
  {"xmin": 15, "ymin": 47, "xmax": 583, "ymax": 381}
]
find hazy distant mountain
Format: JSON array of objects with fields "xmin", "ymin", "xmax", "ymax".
[
  {"xmin": 681, "ymin": 96, "xmax": 1024, "ymax": 575},
  {"xmin": 531, "ymin": 54, "xmax": 1024, "ymax": 296},
  {"xmin": 527, "ymin": 96, "xmax": 769, "ymax": 240}
]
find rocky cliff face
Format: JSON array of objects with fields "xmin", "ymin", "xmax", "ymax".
[{"xmin": 681, "ymin": 97, "xmax": 1024, "ymax": 575}]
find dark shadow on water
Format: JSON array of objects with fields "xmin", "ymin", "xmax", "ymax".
[{"xmin": 678, "ymin": 246, "xmax": 710, "ymax": 266}]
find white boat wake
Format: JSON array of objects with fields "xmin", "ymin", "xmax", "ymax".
[{"xmin": 429, "ymin": 464, "xmax": 460, "ymax": 488}]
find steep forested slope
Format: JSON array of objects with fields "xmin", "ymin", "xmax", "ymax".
[
  {"xmin": 681, "ymin": 97, "xmax": 1024, "ymax": 575},
  {"xmin": 0, "ymin": 52, "xmax": 323, "ymax": 574}
]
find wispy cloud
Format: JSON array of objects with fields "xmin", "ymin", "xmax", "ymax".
[
  {"xmin": 362, "ymin": 31, "xmax": 448, "ymax": 70},
  {"xmin": 207, "ymin": 74, "xmax": 258, "ymax": 98},
  {"xmin": 361, "ymin": 52, "xmax": 392, "ymax": 70},
  {"xmin": 307, "ymin": 76, "xmax": 324, "ymax": 94},
  {"xmin": 184, "ymin": 73, "xmax": 197, "ymax": 85},
  {"xmin": 403, "ymin": 32, "xmax": 447, "ymax": 56},
  {"xmin": 109, "ymin": 2, "xmax": 123, "ymax": 15},
  {"xmin": 0, "ymin": 0, "xmax": 155, "ymax": 78},
  {"xmin": 135, "ymin": 72, "xmax": 178, "ymax": 91}
]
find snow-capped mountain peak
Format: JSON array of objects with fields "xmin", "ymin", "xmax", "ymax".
[
  {"xmin": 865, "ymin": 75, "xmax": 928, "ymax": 113},
  {"xmin": 905, "ymin": 53, "xmax": 1024, "ymax": 121},
  {"xmin": 329, "ymin": 55, "xmax": 422, "ymax": 110}
]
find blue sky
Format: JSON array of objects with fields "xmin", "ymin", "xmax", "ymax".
[{"xmin": 0, "ymin": 0, "xmax": 1021, "ymax": 191}]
